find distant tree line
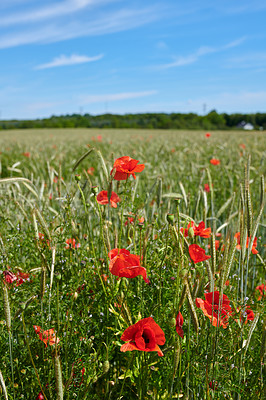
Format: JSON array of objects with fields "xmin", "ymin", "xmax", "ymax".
[{"xmin": 0, "ymin": 110, "xmax": 265, "ymax": 130}]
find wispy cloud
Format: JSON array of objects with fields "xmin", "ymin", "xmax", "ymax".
[
  {"xmin": 154, "ymin": 37, "xmax": 246, "ymax": 69},
  {"xmin": 0, "ymin": 5, "xmax": 161, "ymax": 49},
  {"xmin": 35, "ymin": 53, "xmax": 103, "ymax": 70},
  {"xmin": 0, "ymin": 0, "xmax": 103, "ymax": 27},
  {"xmin": 80, "ymin": 90, "xmax": 158, "ymax": 104}
]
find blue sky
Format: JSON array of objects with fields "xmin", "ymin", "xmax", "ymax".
[{"xmin": 0, "ymin": 0, "xmax": 266, "ymax": 119}]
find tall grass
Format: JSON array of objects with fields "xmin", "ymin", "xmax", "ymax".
[{"xmin": 0, "ymin": 129, "xmax": 265, "ymax": 399}]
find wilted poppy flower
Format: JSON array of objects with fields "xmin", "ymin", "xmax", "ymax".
[
  {"xmin": 189, "ymin": 244, "xmax": 211, "ymax": 263},
  {"xmin": 209, "ymin": 380, "xmax": 218, "ymax": 390},
  {"xmin": 175, "ymin": 312, "xmax": 184, "ymax": 339},
  {"xmin": 108, "ymin": 248, "xmax": 149, "ymax": 283},
  {"xmin": 255, "ymin": 283, "xmax": 265, "ymax": 300},
  {"xmin": 234, "ymin": 232, "xmax": 258, "ymax": 254},
  {"xmin": 3, "ymin": 270, "xmax": 17, "ymax": 284},
  {"xmin": 210, "ymin": 158, "xmax": 220, "ymax": 165},
  {"xmin": 120, "ymin": 317, "xmax": 165, "ymax": 356},
  {"xmin": 111, "ymin": 156, "xmax": 145, "ymax": 181},
  {"xmin": 196, "ymin": 291, "xmax": 232, "ymax": 328},
  {"xmin": 65, "ymin": 238, "xmax": 81, "ymax": 249},
  {"xmin": 181, "ymin": 221, "xmax": 211, "ymax": 239},
  {"xmin": 96, "ymin": 190, "xmax": 121, "ymax": 208},
  {"xmin": 33, "ymin": 326, "xmax": 60, "ymax": 347},
  {"xmin": 205, "ymin": 132, "xmax": 211, "ymax": 138}
]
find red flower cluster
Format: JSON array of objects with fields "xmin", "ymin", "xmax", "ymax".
[
  {"xmin": 189, "ymin": 244, "xmax": 211, "ymax": 263},
  {"xmin": 181, "ymin": 221, "xmax": 211, "ymax": 238},
  {"xmin": 96, "ymin": 190, "xmax": 121, "ymax": 208},
  {"xmin": 120, "ymin": 317, "xmax": 165, "ymax": 356},
  {"xmin": 196, "ymin": 291, "xmax": 232, "ymax": 328},
  {"xmin": 210, "ymin": 158, "xmax": 220, "ymax": 165},
  {"xmin": 65, "ymin": 238, "xmax": 81, "ymax": 249},
  {"xmin": 33, "ymin": 325, "xmax": 60, "ymax": 347},
  {"xmin": 108, "ymin": 249, "xmax": 149, "ymax": 283},
  {"xmin": 111, "ymin": 156, "xmax": 145, "ymax": 181},
  {"xmin": 125, "ymin": 214, "xmax": 145, "ymax": 226},
  {"xmin": 234, "ymin": 232, "xmax": 258, "ymax": 254}
]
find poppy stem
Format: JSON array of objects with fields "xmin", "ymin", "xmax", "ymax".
[{"xmin": 119, "ymin": 178, "xmax": 129, "ymax": 248}]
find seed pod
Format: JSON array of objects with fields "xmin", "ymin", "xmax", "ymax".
[
  {"xmin": 103, "ymin": 360, "xmax": 110, "ymax": 374},
  {"xmin": 3, "ymin": 285, "xmax": 11, "ymax": 332}
]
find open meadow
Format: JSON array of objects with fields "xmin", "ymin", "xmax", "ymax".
[{"xmin": 0, "ymin": 129, "xmax": 265, "ymax": 399}]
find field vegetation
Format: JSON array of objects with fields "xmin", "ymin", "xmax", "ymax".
[{"xmin": 0, "ymin": 129, "xmax": 265, "ymax": 399}]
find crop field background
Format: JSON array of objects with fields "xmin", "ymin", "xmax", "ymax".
[{"xmin": 0, "ymin": 128, "xmax": 265, "ymax": 399}]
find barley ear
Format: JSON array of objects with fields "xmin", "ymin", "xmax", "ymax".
[{"xmin": 55, "ymin": 355, "xmax": 64, "ymax": 400}]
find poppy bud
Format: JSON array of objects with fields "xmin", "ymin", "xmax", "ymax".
[
  {"xmin": 179, "ymin": 269, "xmax": 188, "ymax": 279},
  {"xmin": 103, "ymin": 360, "xmax": 110, "ymax": 374},
  {"xmin": 75, "ymin": 174, "xmax": 81, "ymax": 182},
  {"xmin": 56, "ymin": 273, "xmax": 62, "ymax": 281},
  {"xmin": 91, "ymin": 186, "xmax": 98, "ymax": 195},
  {"xmin": 167, "ymin": 213, "xmax": 174, "ymax": 225},
  {"xmin": 188, "ymin": 227, "xmax": 194, "ymax": 238},
  {"xmin": 170, "ymin": 317, "xmax": 176, "ymax": 328}
]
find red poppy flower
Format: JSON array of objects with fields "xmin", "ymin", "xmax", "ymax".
[
  {"xmin": 208, "ymin": 240, "xmax": 220, "ymax": 251},
  {"xmin": 175, "ymin": 311, "xmax": 184, "ymax": 339},
  {"xmin": 195, "ymin": 291, "xmax": 232, "ymax": 328},
  {"xmin": 65, "ymin": 238, "xmax": 81, "ymax": 249},
  {"xmin": 204, "ymin": 183, "xmax": 210, "ymax": 192},
  {"xmin": 108, "ymin": 248, "xmax": 149, "ymax": 283},
  {"xmin": 205, "ymin": 132, "xmax": 211, "ymax": 138},
  {"xmin": 124, "ymin": 214, "xmax": 145, "ymax": 226},
  {"xmin": 120, "ymin": 317, "xmax": 165, "ymax": 356},
  {"xmin": 3, "ymin": 270, "xmax": 17, "ymax": 284},
  {"xmin": 234, "ymin": 232, "xmax": 258, "ymax": 254},
  {"xmin": 210, "ymin": 158, "xmax": 220, "ymax": 165},
  {"xmin": 239, "ymin": 143, "xmax": 246, "ymax": 149},
  {"xmin": 33, "ymin": 326, "xmax": 60, "ymax": 347},
  {"xmin": 87, "ymin": 167, "xmax": 95, "ymax": 175},
  {"xmin": 189, "ymin": 244, "xmax": 211, "ymax": 263},
  {"xmin": 36, "ymin": 392, "xmax": 45, "ymax": 400},
  {"xmin": 181, "ymin": 221, "xmax": 211, "ymax": 239},
  {"xmin": 255, "ymin": 283, "xmax": 265, "ymax": 300},
  {"xmin": 111, "ymin": 156, "xmax": 145, "ymax": 181},
  {"xmin": 22, "ymin": 152, "xmax": 30, "ymax": 158},
  {"xmin": 96, "ymin": 190, "xmax": 121, "ymax": 208},
  {"xmin": 15, "ymin": 271, "xmax": 31, "ymax": 286},
  {"xmin": 236, "ymin": 305, "xmax": 254, "ymax": 324}
]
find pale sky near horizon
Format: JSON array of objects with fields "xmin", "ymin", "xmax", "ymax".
[{"xmin": 0, "ymin": 0, "xmax": 266, "ymax": 120}]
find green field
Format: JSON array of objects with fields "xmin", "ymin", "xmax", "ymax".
[{"xmin": 0, "ymin": 129, "xmax": 265, "ymax": 399}]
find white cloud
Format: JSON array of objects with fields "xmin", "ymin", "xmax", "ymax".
[
  {"xmin": 35, "ymin": 53, "xmax": 103, "ymax": 70},
  {"xmin": 0, "ymin": 6, "xmax": 160, "ymax": 49},
  {"xmin": 80, "ymin": 90, "xmax": 158, "ymax": 104},
  {"xmin": 155, "ymin": 37, "xmax": 246, "ymax": 70}
]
